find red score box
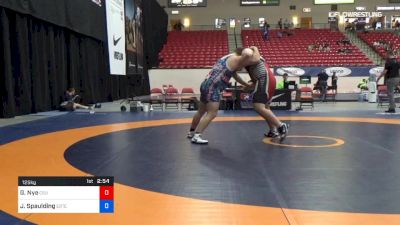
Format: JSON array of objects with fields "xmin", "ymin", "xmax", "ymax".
[{"xmin": 100, "ymin": 186, "xmax": 114, "ymax": 200}]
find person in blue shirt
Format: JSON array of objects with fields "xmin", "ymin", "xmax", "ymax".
[{"xmin": 262, "ymin": 21, "xmax": 270, "ymax": 40}]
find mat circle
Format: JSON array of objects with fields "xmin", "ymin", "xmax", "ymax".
[{"xmin": 263, "ymin": 135, "xmax": 345, "ymax": 148}]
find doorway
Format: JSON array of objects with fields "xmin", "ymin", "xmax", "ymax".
[{"xmin": 300, "ymin": 17, "xmax": 312, "ymax": 28}]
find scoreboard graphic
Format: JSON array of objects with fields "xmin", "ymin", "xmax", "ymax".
[
  {"xmin": 240, "ymin": 0, "xmax": 280, "ymax": 6},
  {"xmin": 168, "ymin": 0, "xmax": 207, "ymax": 7},
  {"xmin": 18, "ymin": 177, "xmax": 114, "ymax": 213}
]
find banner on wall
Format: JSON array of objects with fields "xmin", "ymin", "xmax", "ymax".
[
  {"xmin": 274, "ymin": 66, "xmax": 374, "ymax": 77},
  {"xmin": 125, "ymin": 0, "xmax": 144, "ymax": 75},
  {"xmin": 106, "ymin": 0, "xmax": 126, "ymax": 75},
  {"xmin": 240, "ymin": 89, "xmax": 291, "ymax": 110}
]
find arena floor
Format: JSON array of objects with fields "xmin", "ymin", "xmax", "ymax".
[{"xmin": 1, "ymin": 102, "xmax": 400, "ymax": 225}]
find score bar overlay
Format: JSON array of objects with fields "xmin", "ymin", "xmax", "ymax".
[{"xmin": 18, "ymin": 176, "xmax": 114, "ymax": 213}]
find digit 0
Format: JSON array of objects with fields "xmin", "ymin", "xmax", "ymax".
[
  {"xmin": 105, "ymin": 203, "xmax": 109, "ymax": 209},
  {"xmin": 105, "ymin": 190, "xmax": 109, "ymax": 196}
]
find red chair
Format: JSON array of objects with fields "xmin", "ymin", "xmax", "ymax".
[
  {"xmin": 326, "ymin": 86, "xmax": 337, "ymax": 102},
  {"xmin": 181, "ymin": 87, "xmax": 194, "ymax": 94},
  {"xmin": 151, "ymin": 88, "xmax": 163, "ymax": 94},
  {"xmin": 166, "ymin": 87, "xmax": 179, "ymax": 94},
  {"xmin": 299, "ymin": 87, "xmax": 314, "ymax": 109},
  {"xmin": 165, "ymin": 87, "xmax": 180, "ymax": 110},
  {"xmin": 181, "ymin": 88, "xmax": 196, "ymax": 110},
  {"xmin": 150, "ymin": 88, "xmax": 163, "ymax": 110},
  {"xmin": 377, "ymin": 85, "xmax": 389, "ymax": 107}
]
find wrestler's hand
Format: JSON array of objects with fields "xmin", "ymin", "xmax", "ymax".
[{"xmin": 242, "ymin": 83, "xmax": 256, "ymax": 92}]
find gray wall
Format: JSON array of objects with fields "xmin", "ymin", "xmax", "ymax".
[{"xmin": 157, "ymin": 0, "xmax": 400, "ymax": 27}]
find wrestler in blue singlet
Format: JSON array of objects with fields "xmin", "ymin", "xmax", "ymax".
[{"xmin": 200, "ymin": 55, "xmax": 236, "ymax": 103}]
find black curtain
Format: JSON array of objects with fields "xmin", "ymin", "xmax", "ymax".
[
  {"xmin": 0, "ymin": 7, "xmax": 134, "ymax": 118},
  {"xmin": 143, "ymin": 0, "xmax": 168, "ymax": 69},
  {"xmin": 120, "ymin": 0, "xmax": 167, "ymax": 97},
  {"xmin": 0, "ymin": 0, "xmax": 106, "ymax": 41}
]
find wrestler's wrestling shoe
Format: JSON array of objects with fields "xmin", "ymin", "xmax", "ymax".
[
  {"xmin": 264, "ymin": 130, "xmax": 280, "ymax": 138},
  {"xmin": 277, "ymin": 123, "xmax": 289, "ymax": 143},
  {"xmin": 187, "ymin": 131, "xmax": 195, "ymax": 139},
  {"xmin": 191, "ymin": 133, "xmax": 208, "ymax": 144}
]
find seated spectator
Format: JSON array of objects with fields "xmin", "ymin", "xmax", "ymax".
[
  {"xmin": 60, "ymin": 88, "xmax": 91, "ymax": 111},
  {"xmin": 282, "ymin": 30, "xmax": 293, "ymax": 36},
  {"xmin": 173, "ymin": 21, "xmax": 184, "ymax": 31},
  {"xmin": 373, "ymin": 41, "xmax": 380, "ymax": 47},
  {"xmin": 337, "ymin": 38, "xmax": 351, "ymax": 46},
  {"xmin": 307, "ymin": 44, "xmax": 316, "ymax": 52},
  {"xmin": 393, "ymin": 48, "xmax": 400, "ymax": 57},
  {"xmin": 357, "ymin": 79, "xmax": 369, "ymax": 91},
  {"xmin": 283, "ymin": 19, "xmax": 290, "ymax": 29},
  {"xmin": 338, "ymin": 48, "xmax": 352, "ymax": 54},
  {"xmin": 323, "ymin": 44, "xmax": 331, "ymax": 52},
  {"xmin": 386, "ymin": 42, "xmax": 393, "ymax": 52},
  {"xmin": 343, "ymin": 38, "xmax": 351, "ymax": 45},
  {"xmin": 378, "ymin": 40, "xmax": 389, "ymax": 49},
  {"xmin": 317, "ymin": 44, "xmax": 323, "ymax": 51},
  {"xmin": 319, "ymin": 43, "xmax": 330, "ymax": 52}
]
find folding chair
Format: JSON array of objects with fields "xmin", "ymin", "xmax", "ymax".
[
  {"xmin": 377, "ymin": 85, "xmax": 389, "ymax": 107},
  {"xmin": 165, "ymin": 87, "xmax": 180, "ymax": 110},
  {"xmin": 150, "ymin": 88, "xmax": 164, "ymax": 111},
  {"xmin": 298, "ymin": 87, "xmax": 314, "ymax": 110},
  {"xmin": 181, "ymin": 87, "xmax": 196, "ymax": 110}
]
